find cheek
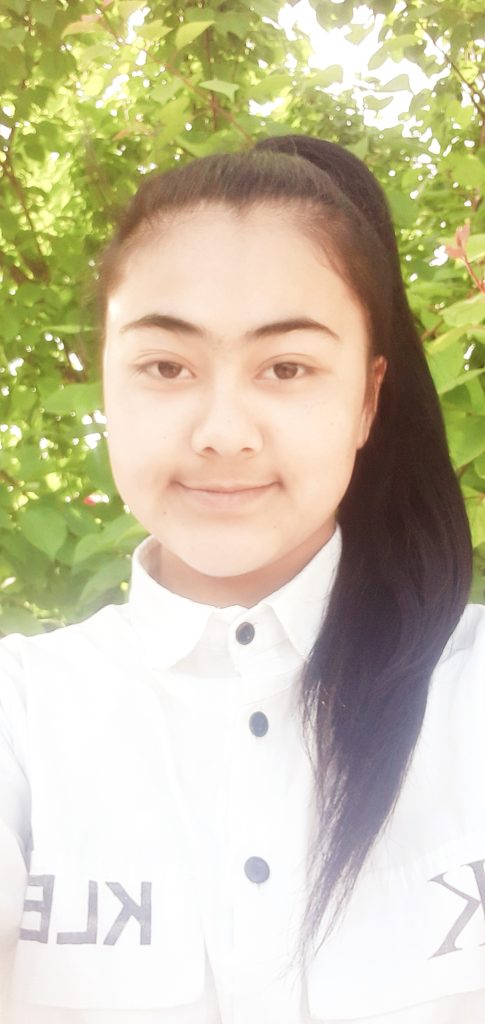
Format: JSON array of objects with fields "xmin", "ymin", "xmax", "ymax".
[
  {"xmin": 286, "ymin": 397, "xmax": 365, "ymax": 496},
  {"xmin": 290, "ymin": 392, "xmax": 363, "ymax": 454},
  {"xmin": 105, "ymin": 384, "xmax": 173, "ymax": 456},
  {"xmin": 105, "ymin": 410, "xmax": 166, "ymax": 495}
]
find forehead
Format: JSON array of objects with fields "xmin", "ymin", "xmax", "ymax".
[
  {"xmin": 106, "ymin": 203, "xmax": 365, "ymax": 338},
  {"xmin": 121, "ymin": 203, "xmax": 329, "ymax": 273}
]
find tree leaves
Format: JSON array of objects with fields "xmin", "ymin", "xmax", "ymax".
[
  {"xmin": 174, "ymin": 21, "xmax": 215, "ymax": 51},
  {"xmin": 445, "ymin": 411, "xmax": 485, "ymax": 469},
  {"xmin": 1, "ymin": 0, "xmax": 484, "ymax": 629},
  {"xmin": 379, "ymin": 74, "xmax": 412, "ymax": 92},
  {"xmin": 19, "ymin": 503, "xmax": 68, "ymax": 560},
  {"xmin": 42, "ymin": 383, "xmax": 103, "ymax": 416},
  {"xmin": 199, "ymin": 80, "xmax": 240, "ymax": 101},
  {"xmin": 441, "ymin": 295, "xmax": 485, "ymax": 328}
]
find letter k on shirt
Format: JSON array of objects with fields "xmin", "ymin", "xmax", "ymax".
[{"xmin": 0, "ymin": 524, "xmax": 485, "ymax": 1022}]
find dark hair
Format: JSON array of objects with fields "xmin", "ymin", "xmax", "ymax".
[{"xmin": 93, "ymin": 134, "xmax": 473, "ymax": 964}]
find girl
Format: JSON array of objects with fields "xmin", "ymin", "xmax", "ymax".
[{"xmin": 0, "ymin": 133, "xmax": 484, "ymax": 1023}]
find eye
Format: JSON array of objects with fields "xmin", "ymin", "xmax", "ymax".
[
  {"xmin": 144, "ymin": 361, "xmax": 189, "ymax": 379},
  {"xmin": 266, "ymin": 362, "xmax": 308, "ymax": 380}
]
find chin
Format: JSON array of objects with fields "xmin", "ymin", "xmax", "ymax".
[
  {"xmin": 187, "ymin": 557, "xmax": 263, "ymax": 580},
  {"xmin": 178, "ymin": 545, "xmax": 272, "ymax": 580}
]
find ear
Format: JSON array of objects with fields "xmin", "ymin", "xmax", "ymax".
[{"xmin": 357, "ymin": 355, "xmax": 387, "ymax": 449}]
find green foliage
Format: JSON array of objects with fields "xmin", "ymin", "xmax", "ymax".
[{"xmin": 0, "ymin": 0, "xmax": 484, "ymax": 634}]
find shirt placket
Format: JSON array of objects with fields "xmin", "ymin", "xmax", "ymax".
[{"xmin": 222, "ymin": 612, "xmax": 313, "ymax": 1024}]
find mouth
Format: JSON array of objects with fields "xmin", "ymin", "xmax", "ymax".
[{"xmin": 174, "ymin": 481, "xmax": 276, "ymax": 509}]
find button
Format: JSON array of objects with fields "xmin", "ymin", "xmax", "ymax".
[
  {"xmin": 244, "ymin": 856, "xmax": 270, "ymax": 884},
  {"xmin": 249, "ymin": 712, "xmax": 269, "ymax": 737},
  {"xmin": 235, "ymin": 621, "xmax": 255, "ymax": 645}
]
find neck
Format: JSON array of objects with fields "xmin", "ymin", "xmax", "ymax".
[{"xmin": 150, "ymin": 524, "xmax": 336, "ymax": 608}]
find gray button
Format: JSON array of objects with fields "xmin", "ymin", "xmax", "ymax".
[
  {"xmin": 236, "ymin": 621, "xmax": 255, "ymax": 645},
  {"xmin": 244, "ymin": 856, "xmax": 270, "ymax": 883},
  {"xmin": 249, "ymin": 712, "xmax": 268, "ymax": 737}
]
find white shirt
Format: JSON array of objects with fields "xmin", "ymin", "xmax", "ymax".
[{"xmin": 0, "ymin": 524, "xmax": 485, "ymax": 1023}]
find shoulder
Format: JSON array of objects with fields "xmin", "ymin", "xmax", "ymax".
[
  {"xmin": 439, "ymin": 602, "xmax": 485, "ymax": 665},
  {"xmin": 427, "ymin": 602, "xmax": 485, "ymax": 719},
  {"xmin": 0, "ymin": 600, "xmax": 130, "ymax": 653},
  {"xmin": 0, "ymin": 601, "xmax": 132, "ymax": 706}
]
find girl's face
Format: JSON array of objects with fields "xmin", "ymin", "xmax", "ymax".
[{"xmin": 103, "ymin": 204, "xmax": 387, "ymax": 606}]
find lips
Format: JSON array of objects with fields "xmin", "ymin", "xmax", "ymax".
[
  {"xmin": 174, "ymin": 481, "xmax": 275, "ymax": 509},
  {"xmin": 179, "ymin": 482, "xmax": 272, "ymax": 493}
]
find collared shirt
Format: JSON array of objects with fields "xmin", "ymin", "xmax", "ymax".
[{"xmin": 0, "ymin": 524, "xmax": 484, "ymax": 1023}]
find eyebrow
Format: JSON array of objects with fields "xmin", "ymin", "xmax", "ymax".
[{"xmin": 120, "ymin": 313, "xmax": 339, "ymax": 343}]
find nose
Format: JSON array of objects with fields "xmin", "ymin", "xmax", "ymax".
[{"xmin": 190, "ymin": 382, "xmax": 264, "ymax": 457}]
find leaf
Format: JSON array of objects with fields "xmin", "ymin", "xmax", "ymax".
[
  {"xmin": 15, "ymin": 445, "xmax": 45, "ymax": 481},
  {"xmin": 3, "ymin": 0, "xmax": 27, "ymax": 14},
  {"xmin": 386, "ymin": 190, "xmax": 416, "ymax": 227},
  {"xmin": 47, "ymin": 324, "xmax": 94, "ymax": 334},
  {"xmin": 368, "ymin": 34, "xmax": 417, "ymax": 69},
  {"xmin": 0, "ymin": 509, "xmax": 12, "ymax": 529},
  {"xmin": 427, "ymin": 327, "xmax": 471, "ymax": 355},
  {"xmin": 46, "ymin": 327, "xmax": 94, "ymax": 335},
  {"xmin": 43, "ymin": 383, "xmax": 102, "ymax": 416},
  {"xmin": 383, "ymin": 34, "xmax": 420, "ymax": 52},
  {"xmin": 76, "ymin": 43, "xmax": 118, "ymax": 66},
  {"xmin": 379, "ymin": 74, "xmax": 412, "ymax": 92},
  {"xmin": 464, "ymin": 377, "xmax": 485, "ymax": 416},
  {"xmin": 445, "ymin": 411, "xmax": 485, "ymax": 469},
  {"xmin": 311, "ymin": 65, "xmax": 344, "ymax": 88},
  {"xmin": 213, "ymin": 13, "xmax": 248, "ymax": 40},
  {"xmin": 82, "ymin": 73, "xmax": 108, "ymax": 98},
  {"xmin": 153, "ymin": 95, "xmax": 190, "ymax": 145},
  {"xmin": 0, "ymin": 606, "xmax": 44, "ymax": 637},
  {"xmin": 31, "ymin": 0, "xmax": 57, "ymax": 28},
  {"xmin": 79, "ymin": 556, "xmax": 130, "ymax": 605},
  {"xmin": 61, "ymin": 20, "xmax": 103, "ymax": 38},
  {"xmin": 367, "ymin": 44, "xmax": 390, "ymax": 71},
  {"xmin": 20, "ymin": 504, "xmax": 68, "ymax": 560},
  {"xmin": 467, "ymin": 497, "xmax": 485, "ymax": 549},
  {"xmin": 426, "ymin": 345, "xmax": 465, "ymax": 394},
  {"xmin": 455, "ymin": 223, "xmax": 471, "ymax": 250},
  {"xmin": 450, "ymin": 23, "xmax": 470, "ymax": 56},
  {"xmin": 252, "ymin": 74, "xmax": 293, "ymax": 101},
  {"xmin": 475, "ymin": 452, "xmax": 485, "ymax": 480},
  {"xmin": 0, "ymin": 27, "xmax": 25, "ymax": 50},
  {"xmin": 137, "ymin": 20, "xmax": 172, "ymax": 42},
  {"xmin": 72, "ymin": 515, "xmax": 145, "ymax": 565},
  {"xmin": 466, "ymin": 234, "xmax": 485, "ymax": 263},
  {"xmin": 441, "ymin": 295, "xmax": 485, "ymax": 328},
  {"xmin": 119, "ymin": 1, "xmax": 146, "ymax": 15},
  {"xmin": 364, "ymin": 95, "xmax": 393, "ymax": 111},
  {"xmin": 345, "ymin": 138, "xmax": 368, "ymax": 159},
  {"xmin": 150, "ymin": 79, "xmax": 183, "ymax": 104},
  {"xmin": 437, "ymin": 367, "xmax": 484, "ymax": 395},
  {"xmin": 451, "ymin": 156, "xmax": 485, "ymax": 190},
  {"xmin": 174, "ymin": 21, "xmax": 215, "ymax": 51},
  {"xmin": 345, "ymin": 24, "xmax": 371, "ymax": 45},
  {"xmin": 445, "ymin": 245, "xmax": 464, "ymax": 260},
  {"xmin": 199, "ymin": 80, "xmax": 239, "ymax": 101},
  {"xmin": 83, "ymin": 442, "xmax": 117, "ymax": 497}
]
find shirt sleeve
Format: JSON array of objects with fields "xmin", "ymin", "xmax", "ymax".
[
  {"xmin": 0, "ymin": 640, "xmax": 31, "ymax": 863},
  {"xmin": 0, "ymin": 639, "xmax": 31, "ymax": 1013}
]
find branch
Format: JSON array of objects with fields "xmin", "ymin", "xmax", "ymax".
[
  {"xmin": 203, "ymin": 30, "xmax": 218, "ymax": 133},
  {"xmin": 100, "ymin": 9, "xmax": 253, "ymax": 144},
  {"xmin": 0, "ymin": 469, "xmax": 19, "ymax": 488},
  {"xmin": 420, "ymin": 25, "xmax": 485, "ymax": 118},
  {"xmin": 0, "ymin": 250, "xmax": 30, "ymax": 286},
  {"xmin": 162, "ymin": 60, "xmax": 253, "ymax": 142},
  {"xmin": 3, "ymin": 154, "xmax": 50, "ymax": 281}
]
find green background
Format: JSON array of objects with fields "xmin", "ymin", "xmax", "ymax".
[{"xmin": 0, "ymin": 0, "xmax": 484, "ymax": 635}]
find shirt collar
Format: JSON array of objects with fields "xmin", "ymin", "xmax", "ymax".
[{"xmin": 127, "ymin": 525, "xmax": 342, "ymax": 671}]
